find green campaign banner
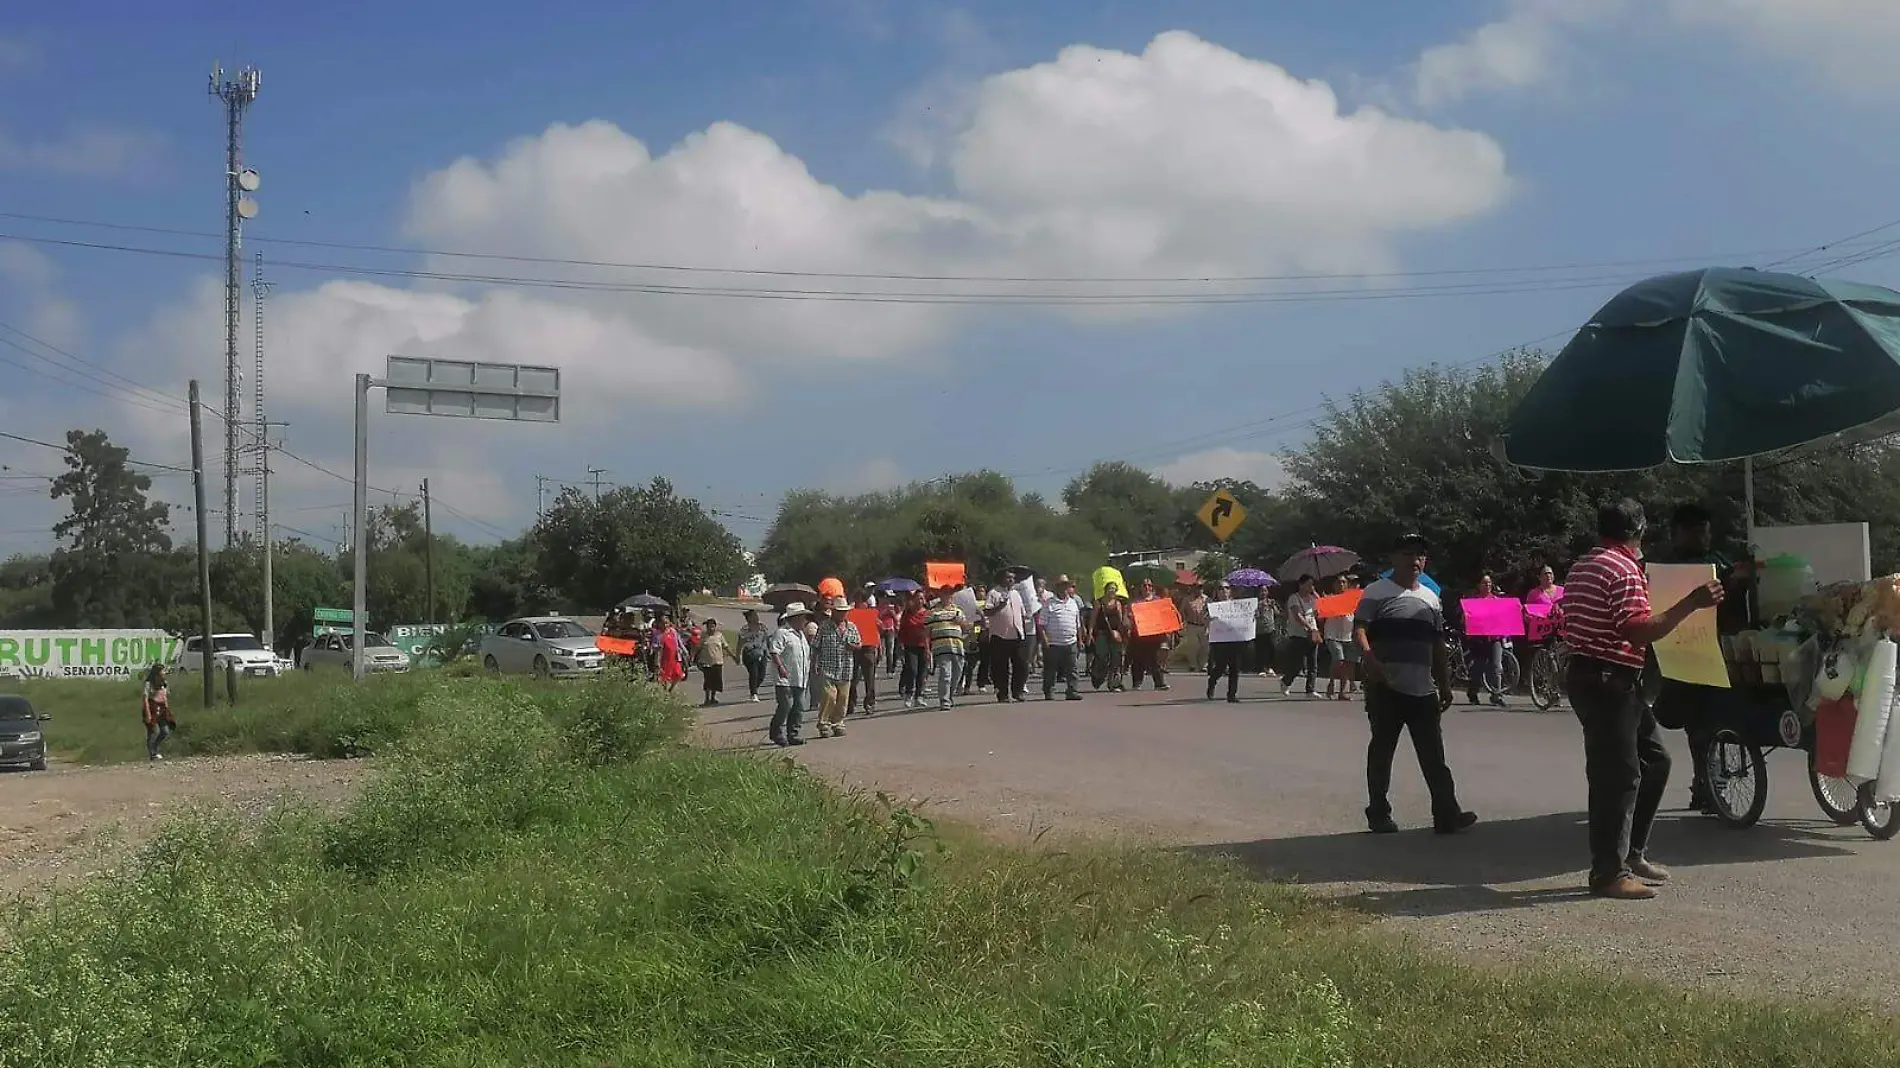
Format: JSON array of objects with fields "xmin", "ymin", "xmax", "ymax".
[
  {"xmin": 388, "ymin": 623, "xmax": 497, "ymax": 665},
  {"xmin": 0, "ymin": 630, "xmax": 181, "ymax": 680}
]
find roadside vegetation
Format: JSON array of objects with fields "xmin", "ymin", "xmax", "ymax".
[{"xmin": 3, "ymin": 675, "xmax": 1896, "ymax": 1066}]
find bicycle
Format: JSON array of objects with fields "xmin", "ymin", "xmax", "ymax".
[
  {"xmin": 1444, "ymin": 628, "xmax": 1520, "ymax": 697},
  {"xmin": 1527, "ymin": 639, "xmax": 1570, "ymax": 711}
]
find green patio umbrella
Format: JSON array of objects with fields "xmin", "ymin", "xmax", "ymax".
[{"xmin": 1498, "ymin": 266, "xmax": 1900, "ymax": 531}]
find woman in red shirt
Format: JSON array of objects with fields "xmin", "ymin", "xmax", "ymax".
[{"xmin": 897, "ymin": 590, "xmax": 932, "ymax": 708}]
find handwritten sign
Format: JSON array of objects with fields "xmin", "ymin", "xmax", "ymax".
[
  {"xmin": 1208, "ymin": 598, "xmax": 1258, "ymax": 643},
  {"xmin": 1131, "ymin": 598, "xmax": 1184, "ymax": 637},
  {"xmin": 925, "ymin": 561, "xmax": 966, "ymax": 589},
  {"xmin": 952, "ymin": 587, "xmax": 981, "ymax": 624},
  {"xmin": 1461, "ymin": 597, "xmax": 1527, "ymax": 637},
  {"xmin": 1317, "ymin": 589, "xmax": 1363, "ymax": 620},
  {"xmin": 1092, "ymin": 565, "xmax": 1130, "ymax": 602},
  {"xmin": 595, "ymin": 636, "xmax": 637, "ymax": 656},
  {"xmin": 847, "ymin": 608, "xmax": 881, "ymax": 642},
  {"xmin": 1646, "ymin": 563, "xmax": 1730, "ymax": 688},
  {"xmin": 1524, "ymin": 601, "xmax": 1558, "ymax": 642}
]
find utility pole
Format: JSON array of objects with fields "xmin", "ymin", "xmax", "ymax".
[
  {"xmin": 210, "ymin": 62, "xmax": 260, "ymax": 548},
  {"xmin": 189, "ymin": 381, "xmax": 215, "ymax": 707},
  {"xmin": 352, "ymin": 373, "xmax": 369, "ymax": 680},
  {"xmin": 421, "ymin": 478, "xmax": 435, "ymax": 625},
  {"xmin": 534, "ymin": 474, "xmax": 549, "ymax": 519},
  {"xmin": 252, "ymin": 251, "xmax": 275, "ymax": 650},
  {"xmin": 586, "ymin": 466, "xmax": 608, "ymax": 500}
]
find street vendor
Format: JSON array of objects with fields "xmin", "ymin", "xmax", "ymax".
[{"xmin": 1651, "ymin": 503, "xmax": 1754, "ymax": 814}]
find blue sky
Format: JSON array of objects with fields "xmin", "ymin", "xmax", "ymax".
[{"xmin": 3, "ymin": 0, "xmax": 1900, "ymax": 555}]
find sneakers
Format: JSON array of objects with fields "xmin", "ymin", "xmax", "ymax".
[
  {"xmin": 829, "ymin": 723, "xmax": 847, "ymax": 737},
  {"xmin": 1591, "ymin": 874, "xmax": 1658, "ymax": 900},
  {"xmin": 1433, "ymin": 811, "xmax": 1479, "ymax": 835},
  {"xmin": 1065, "ymin": 693, "xmax": 1084, "ymax": 701},
  {"xmin": 816, "ymin": 724, "xmax": 832, "ymax": 739},
  {"xmin": 749, "ymin": 693, "xmax": 761, "ymax": 703},
  {"xmin": 1368, "ymin": 815, "xmax": 1400, "ymax": 834}
]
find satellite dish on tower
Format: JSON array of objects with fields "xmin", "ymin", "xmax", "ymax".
[
  {"xmin": 236, "ymin": 197, "xmax": 259, "ymax": 220},
  {"xmin": 237, "ymin": 168, "xmax": 260, "ymax": 191}
]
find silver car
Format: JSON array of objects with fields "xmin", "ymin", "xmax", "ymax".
[
  {"xmin": 302, "ymin": 631, "xmax": 412, "ymax": 673},
  {"xmin": 480, "ymin": 617, "xmax": 605, "ymax": 678}
]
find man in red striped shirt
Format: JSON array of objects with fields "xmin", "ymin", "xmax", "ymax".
[{"xmin": 1562, "ymin": 499, "xmax": 1723, "ymax": 900}]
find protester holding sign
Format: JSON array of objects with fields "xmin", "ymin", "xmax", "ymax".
[
  {"xmin": 1462, "ymin": 574, "xmax": 1513, "ymax": 707},
  {"xmin": 1128, "ymin": 578, "xmax": 1176, "ymax": 691},
  {"xmin": 1205, "ymin": 587, "xmax": 1254, "ymax": 703},
  {"xmin": 1562, "ymin": 498, "xmax": 1722, "ymax": 901},
  {"xmin": 1091, "ymin": 581, "xmax": 1129, "ymax": 692}
]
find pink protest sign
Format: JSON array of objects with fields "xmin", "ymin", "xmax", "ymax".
[
  {"xmin": 1524, "ymin": 601, "xmax": 1557, "ymax": 642},
  {"xmin": 1461, "ymin": 597, "xmax": 1527, "ymax": 637}
]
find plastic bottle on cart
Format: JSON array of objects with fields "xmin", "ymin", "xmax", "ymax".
[{"xmin": 1757, "ymin": 554, "xmax": 1816, "ymax": 622}]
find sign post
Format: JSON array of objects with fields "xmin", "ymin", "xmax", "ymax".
[
  {"xmin": 351, "ymin": 357, "xmax": 560, "ymax": 679},
  {"xmin": 1196, "ymin": 488, "xmax": 1248, "ymax": 543}
]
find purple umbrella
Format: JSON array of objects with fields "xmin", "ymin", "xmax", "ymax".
[
  {"xmin": 1278, "ymin": 545, "xmax": 1361, "ymax": 582},
  {"xmin": 877, "ymin": 577, "xmax": 922, "ymax": 594},
  {"xmin": 1225, "ymin": 567, "xmax": 1277, "ymax": 589}
]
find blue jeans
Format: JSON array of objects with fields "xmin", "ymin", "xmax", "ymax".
[
  {"xmin": 146, "ymin": 722, "xmax": 172, "ymax": 759},
  {"xmin": 770, "ymin": 685, "xmax": 805, "ymax": 743},
  {"xmin": 933, "ymin": 652, "xmax": 963, "ymax": 708}
]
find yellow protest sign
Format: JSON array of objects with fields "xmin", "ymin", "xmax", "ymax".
[
  {"xmin": 1646, "ymin": 563, "xmax": 1730, "ymax": 688},
  {"xmin": 1197, "ymin": 489, "xmax": 1248, "ymax": 542}
]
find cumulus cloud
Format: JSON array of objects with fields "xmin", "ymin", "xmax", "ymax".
[
  {"xmin": 0, "ymin": 241, "xmax": 83, "ymax": 352},
  {"xmin": 0, "ymin": 122, "xmax": 164, "ymax": 180},
  {"xmin": 1152, "ymin": 448, "xmax": 1288, "ymax": 491},
  {"xmin": 109, "ymin": 29, "xmax": 1512, "ymax": 539},
  {"xmin": 1669, "ymin": 0, "xmax": 1900, "ymax": 90}
]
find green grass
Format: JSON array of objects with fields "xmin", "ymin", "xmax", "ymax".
[{"xmin": 3, "ymin": 676, "xmax": 1898, "ymax": 1066}]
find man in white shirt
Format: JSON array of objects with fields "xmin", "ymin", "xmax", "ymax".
[
  {"xmin": 766, "ymin": 603, "xmax": 812, "ymax": 747},
  {"xmin": 1038, "ymin": 574, "xmax": 1087, "ymax": 701},
  {"xmin": 984, "ymin": 568, "xmax": 1028, "ymax": 703}
]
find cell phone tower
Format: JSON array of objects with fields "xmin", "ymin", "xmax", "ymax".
[{"xmin": 210, "ymin": 61, "xmax": 261, "ymax": 547}]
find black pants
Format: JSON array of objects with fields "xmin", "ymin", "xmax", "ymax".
[
  {"xmin": 1207, "ymin": 642, "xmax": 1244, "ymax": 700},
  {"xmin": 1252, "ymin": 633, "xmax": 1276, "ymax": 674},
  {"xmin": 898, "ymin": 646, "xmax": 929, "ymax": 698},
  {"xmin": 700, "ymin": 664, "xmax": 723, "ymax": 699},
  {"xmin": 1365, "ymin": 682, "xmax": 1462, "ymax": 825},
  {"xmin": 1043, "ymin": 642, "xmax": 1081, "ymax": 698},
  {"xmin": 1283, "ymin": 638, "xmax": 1319, "ymax": 692},
  {"xmin": 847, "ymin": 649, "xmax": 879, "ymax": 714},
  {"xmin": 989, "ymin": 637, "xmax": 1026, "ymax": 701},
  {"xmin": 1655, "ymin": 679, "xmax": 1715, "ymax": 802},
  {"xmin": 1130, "ymin": 637, "xmax": 1168, "ymax": 688},
  {"xmin": 742, "ymin": 650, "xmax": 767, "ymax": 697},
  {"xmin": 1569, "ymin": 657, "xmax": 1671, "ymax": 884},
  {"xmin": 967, "ymin": 635, "xmax": 992, "ymax": 691}
]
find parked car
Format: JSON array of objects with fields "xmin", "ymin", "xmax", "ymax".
[
  {"xmin": 173, "ymin": 633, "xmax": 285, "ymax": 678},
  {"xmin": 301, "ymin": 631, "xmax": 412, "ymax": 673},
  {"xmin": 480, "ymin": 616, "xmax": 605, "ymax": 678},
  {"xmin": 0, "ymin": 694, "xmax": 48, "ymax": 771}
]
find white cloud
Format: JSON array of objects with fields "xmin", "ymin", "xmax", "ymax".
[
  {"xmin": 0, "ymin": 241, "xmax": 83, "ymax": 351},
  {"xmin": 825, "ymin": 457, "xmax": 906, "ymax": 494},
  {"xmin": 1669, "ymin": 0, "xmax": 1900, "ymax": 90},
  {"xmin": 0, "ymin": 122, "xmax": 164, "ymax": 179},
  {"xmin": 107, "ymin": 29, "xmax": 1511, "ymax": 541},
  {"xmin": 1411, "ymin": 0, "xmax": 1621, "ymax": 107},
  {"xmin": 1152, "ymin": 448, "xmax": 1288, "ymax": 491}
]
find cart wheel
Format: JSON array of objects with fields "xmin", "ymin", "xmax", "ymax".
[
  {"xmin": 1705, "ymin": 731, "xmax": 1768, "ymax": 829},
  {"xmin": 1528, "ymin": 649, "xmax": 1559, "ymax": 711},
  {"xmin": 1808, "ymin": 749, "xmax": 1861, "ymax": 826},
  {"xmin": 1501, "ymin": 649, "xmax": 1522, "ymax": 694},
  {"xmin": 1858, "ymin": 782, "xmax": 1900, "ymax": 841}
]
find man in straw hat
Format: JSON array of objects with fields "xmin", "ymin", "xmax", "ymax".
[
  {"xmin": 767, "ymin": 602, "xmax": 813, "ymax": 747},
  {"xmin": 812, "ymin": 595, "xmax": 863, "ymax": 738}
]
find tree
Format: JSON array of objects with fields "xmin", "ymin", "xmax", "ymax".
[
  {"xmin": 0, "ymin": 553, "xmax": 54, "ymax": 627},
  {"xmin": 1062, "ymin": 462, "xmax": 1187, "ymax": 552},
  {"xmin": 48, "ymin": 430, "xmax": 175, "ymax": 627},
  {"xmin": 534, "ymin": 479, "xmax": 748, "ymax": 609},
  {"xmin": 468, "ymin": 538, "xmax": 555, "ymax": 621}
]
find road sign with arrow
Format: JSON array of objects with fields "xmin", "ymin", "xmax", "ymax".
[{"xmin": 1196, "ymin": 488, "xmax": 1248, "ymax": 542}]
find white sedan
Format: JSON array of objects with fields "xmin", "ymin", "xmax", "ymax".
[{"xmin": 479, "ymin": 617, "xmax": 605, "ymax": 678}]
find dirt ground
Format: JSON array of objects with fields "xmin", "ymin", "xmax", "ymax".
[{"xmin": 0, "ymin": 755, "xmax": 368, "ymax": 896}]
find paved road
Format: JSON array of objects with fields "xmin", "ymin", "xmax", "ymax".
[{"xmin": 696, "ymin": 671, "xmax": 1900, "ymax": 1005}]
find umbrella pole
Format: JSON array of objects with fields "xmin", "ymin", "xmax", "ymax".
[{"xmin": 1743, "ymin": 456, "xmax": 1758, "ymax": 545}]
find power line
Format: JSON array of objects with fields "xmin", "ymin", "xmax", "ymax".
[
  {"xmin": 0, "ymin": 321, "xmax": 187, "ymax": 411},
  {"xmin": 5, "ymin": 207, "xmax": 1900, "ymax": 284},
  {"xmin": 0, "ymin": 430, "xmax": 193, "ymax": 473}
]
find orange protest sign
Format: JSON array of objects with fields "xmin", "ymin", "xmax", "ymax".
[
  {"xmin": 847, "ymin": 608, "xmax": 881, "ymax": 640},
  {"xmin": 925, "ymin": 561, "xmax": 967, "ymax": 589},
  {"xmin": 1130, "ymin": 598, "xmax": 1183, "ymax": 637},
  {"xmin": 1317, "ymin": 589, "xmax": 1363, "ymax": 620},
  {"xmin": 595, "ymin": 636, "xmax": 637, "ymax": 656}
]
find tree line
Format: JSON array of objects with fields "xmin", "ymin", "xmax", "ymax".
[
  {"xmin": 758, "ymin": 351, "xmax": 1900, "ymax": 593},
  {"xmin": 0, "ymin": 431, "xmax": 752, "ymax": 650}
]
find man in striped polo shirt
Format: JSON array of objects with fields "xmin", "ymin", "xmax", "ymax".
[{"xmin": 1563, "ymin": 499, "xmax": 1723, "ymax": 901}]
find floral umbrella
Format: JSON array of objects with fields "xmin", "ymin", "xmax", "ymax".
[{"xmin": 1225, "ymin": 567, "xmax": 1277, "ymax": 589}]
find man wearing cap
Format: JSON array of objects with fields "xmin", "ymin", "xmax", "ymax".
[
  {"xmin": 1038, "ymin": 574, "xmax": 1087, "ymax": 702},
  {"xmin": 1563, "ymin": 499, "xmax": 1723, "ymax": 900},
  {"xmin": 812, "ymin": 596, "xmax": 863, "ymax": 738},
  {"xmin": 1354, "ymin": 533, "xmax": 1477, "ymax": 835},
  {"xmin": 766, "ymin": 603, "xmax": 813, "ymax": 747}
]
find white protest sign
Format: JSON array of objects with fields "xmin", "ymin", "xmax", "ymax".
[
  {"xmin": 1208, "ymin": 599, "xmax": 1258, "ymax": 644},
  {"xmin": 953, "ymin": 587, "xmax": 980, "ymax": 624}
]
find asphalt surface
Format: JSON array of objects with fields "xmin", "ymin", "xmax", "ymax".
[{"xmin": 696, "ymin": 669, "xmax": 1900, "ymax": 1006}]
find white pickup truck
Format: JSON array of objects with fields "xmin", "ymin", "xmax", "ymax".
[{"xmin": 173, "ymin": 633, "xmax": 287, "ymax": 678}]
